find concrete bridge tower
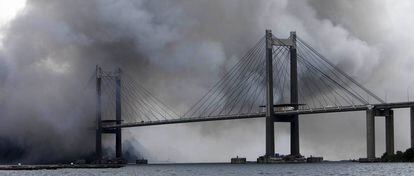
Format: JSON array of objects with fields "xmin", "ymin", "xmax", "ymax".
[
  {"xmin": 95, "ymin": 66, "xmax": 123, "ymax": 162},
  {"xmin": 265, "ymin": 30, "xmax": 300, "ymax": 158}
]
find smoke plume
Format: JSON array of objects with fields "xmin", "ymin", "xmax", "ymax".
[{"xmin": 0, "ymin": 0, "xmax": 414, "ymax": 163}]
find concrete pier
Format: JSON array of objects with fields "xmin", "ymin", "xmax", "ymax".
[
  {"xmin": 265, "ymin": 117, "xmax": 274, "ymax": 156},
  {"xmin": 366, "ymin": 109, "xmax": 375, "ymax": 159},
  {"xmin": 411, "ymin": 106, "xmax": 414, "ymax": 148},
  {"xmin": 290, "ymin": 116, "xmax": 299, "ymax": 156},
  {"xmin": 385, "ymin": 110, "xmax": 394, "ymax": 155}
]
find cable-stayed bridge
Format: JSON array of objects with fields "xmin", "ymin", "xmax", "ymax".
[{"xmin": 92, "ymin": 30, "xmax": 414, "ymax": 162}]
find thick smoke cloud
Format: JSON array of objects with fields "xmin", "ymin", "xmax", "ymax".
[{"xmin": 0, "ymin": 0, "xmax": 413, "ymax": 163}]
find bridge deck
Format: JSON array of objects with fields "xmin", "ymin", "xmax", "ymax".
[{"xmin": 102, "ymin": 101, "xmax": 414, "ymax": 129}]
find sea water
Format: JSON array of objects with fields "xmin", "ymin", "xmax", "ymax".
[{"xmin": 1, "ymin": 162, "xmax": 414, "ymax": 176}]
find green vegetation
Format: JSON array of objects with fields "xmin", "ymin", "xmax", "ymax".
[{"xmin": 381, "ymin": 148, "xmax": 414, "ymax": 162}]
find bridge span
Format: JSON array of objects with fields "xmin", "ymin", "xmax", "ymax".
[
  {"xmin": 103, "ymin": 102, "xmax": 414, "ymax": 128},
  {"xmin": 92, "ymin": 30, "xmax": 414, "ymax": 163}
]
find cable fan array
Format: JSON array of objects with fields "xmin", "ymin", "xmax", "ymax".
[
  {"xmin": 182, "ymin": 35, "xmax": 384, "ymax": 119},
  {"xmin": 295, "ymin": 37, "xmax": 384, "ymax": 110},
  {"xmin": 183, "ymin": 37, "xmax": 293, "ymax": 118},
  {"xmin": 100, "ymin": 71, "xmax": 179, "ymax": 123},
  {"xmin": 97, "ymin": 34, "xmax": 384, "ymax": 124}
]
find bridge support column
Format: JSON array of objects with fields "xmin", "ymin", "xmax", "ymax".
[
  {"xmin": 411, "ymin": 106, "xmax": 414, "ymax": 148},
  {"xmin": 265, "ymin": 30, "xmax": 275, "ymax": 157},
  {"xmin": 265, "ymin": 116, "xmax": 275, "ymax": 157},
  {"xmin": 366, "ymin": 109, "xmax": 375, "ymax": 159},
  {"xmin": 115, "ymin": 68, "xmax": 122, "ymax": 159},
  {"xmin": 95, "ymin": 66, "xmax": 102, "ymax": 161},
  {"xmin": 290, "ymin": 117, "xmax": 299, "ymax": 156},
  {"xmin": 385, "ymin": 110, "xmax": 394, "ymax": 155},
  {"xmin": 289, "ymin": 31, "xmax": 300, "ymax": 156}
]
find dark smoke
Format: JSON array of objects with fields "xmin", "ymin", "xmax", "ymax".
[
  {"xmin": 0, "ymin": 0, "xmax": 413, "ymax": 163},
  {"xmin": 0, "ymin": 137, "xmax": 25, "ymax": 163}
]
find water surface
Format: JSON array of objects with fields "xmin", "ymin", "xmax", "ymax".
[{"xmin": 1, "ymin": 162, "xmax": 414, "ymax": 176}]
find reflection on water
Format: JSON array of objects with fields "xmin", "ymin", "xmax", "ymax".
[{"xmin": 1, "ymin": 162, "xmax": 414, "ymax": 176}]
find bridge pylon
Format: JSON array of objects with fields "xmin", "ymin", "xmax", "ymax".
[
  {"xmin": 95, "ymin": 65, "xmax": 102, "ymax": 161},
  {"xmin": 265, "ymin": 30, "xmax": 275, "ymax": 157},
  {"xmin": 95, "ymin": 66, "xmax": 123, "ymax": 163},
  {"xmin": 264, "ymin": 30, "xmax": 301, "ymax": 158},
  {"xmin": 115, "ymin": 68, "xmax": 122, "ymax": 159},
  {"xmin": 289, "ymin": 31, "xmax": 300, "ymax": 157}
]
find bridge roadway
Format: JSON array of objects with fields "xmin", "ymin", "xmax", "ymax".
[{"xmin": 102, "ymin": 101, "xmax": 414, "ymax": 129}]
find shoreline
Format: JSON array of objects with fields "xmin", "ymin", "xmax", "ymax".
[
  {"xmin": 0, "ymin": 164, "xmax": 124, "ymax": 170},
  {"xmin": 2, "ymin": 160, "xmax": 407, "ymax": 170}
]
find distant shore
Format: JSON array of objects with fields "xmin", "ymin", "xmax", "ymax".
[
  {"xmin": 4, "ymin": 159, "xmax": 407, "ymax": 170},
  {"xmin": 0, "ymin": 164, "xmax": 124, "ymax": 170},
  {"xmin": 380, "ymin": 147, "xmax": 414, "ymax": 162}
]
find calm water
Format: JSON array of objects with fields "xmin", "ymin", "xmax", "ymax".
[{"xmin": 1, "ymin": 162, "xmax": 414, "ymax": 176}]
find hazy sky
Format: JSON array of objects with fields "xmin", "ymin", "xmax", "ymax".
[{"xmin": 1, "ymin": 0, "xmax": 414, "ymax": 163}]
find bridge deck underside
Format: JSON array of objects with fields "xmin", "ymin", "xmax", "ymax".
[{"xmin": 102, "ymin": 102, "xmax": 414, "ymax": 129}]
